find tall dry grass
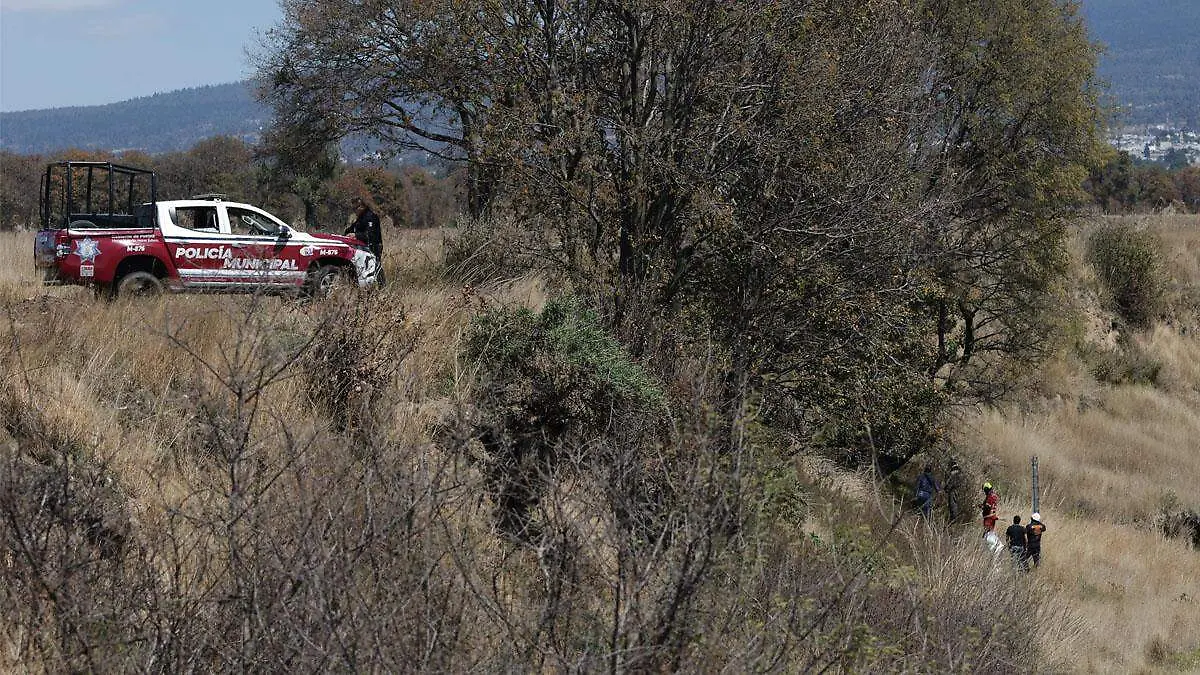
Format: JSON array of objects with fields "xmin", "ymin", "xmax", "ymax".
[
  {"xmin": 0, "ymin": 231, "xmax": 34, "ymax": 290},
  {"xmin": 5, "ymin": 216, "xmax": 1198, "ymax": 671},
  {"xmin": 961, "ymin": 213, "xmax": 1200, "ymax": 672},
  {"xmin": 1, "ymin": 224, "xmax": 542, "ymax": 506},
  {"xmin": 1042, "ymin": 517, "xmax": 1200, "ymax": 672},
  {"xmin": 0, "ymin": 223, "xmax": 580, "ymax": 671}
]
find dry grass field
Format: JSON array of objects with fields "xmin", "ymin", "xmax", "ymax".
[
  {"xmin": 2, "ymin": 217, "xmax": 1198, "ymax": 672},
  {"xmin": 958, "ymin": 214, "xmax": 1200, "ymax": 673},
  {"xmin": 0, "ymin": 226, "xmax": 577, "ymax": 671}
]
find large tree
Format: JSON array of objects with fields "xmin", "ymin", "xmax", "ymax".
[
  {"xmin": 914, "ymin": 0, "xmax": 1104, "ymax": 400},
  {"xmin": 260, "ymin": 0, "xmax": 1102, "ymax": 469},
  {"xmin": 257, "ymin": 120, "xmax": 340, "ymax": 228},
  {"xmin": 154, "ymin": 136, "xmax": 258, "ymax": 202},
  {"xmin": 258, "ymin": 0, "xmax": 504, "ymax": 216}
]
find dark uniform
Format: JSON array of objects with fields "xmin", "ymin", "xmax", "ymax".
[
  {"xmin": 346, "ymin": 204, "xmax": 383, "ymax": 259},
  {"xmin": 945, "ymin": 459, "xmax": 963, "ymax": 521},
  {"xmin": 1006, "ymin": 516, "xmax": 1028, "ymax": 571},
  {"xmin": 1024, "ymin": 514, "xmax": 1047, "ymax": 568}
]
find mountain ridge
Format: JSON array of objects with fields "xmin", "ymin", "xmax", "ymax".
[
  {"xmin": 1080, "ymin": 0, "xmax": 1200, "ymax": 126},
  {"xmin": 2, "ymin": 1, "xmax": 1197, "ymax": 154},
  {"xmin": 0, "ymin": 81, "xmax": 269, "ymax": 155}
]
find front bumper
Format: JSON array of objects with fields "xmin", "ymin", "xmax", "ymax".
[{"xmin": 351, "ymin": 248, "xmax": 381, "ymax": 287}]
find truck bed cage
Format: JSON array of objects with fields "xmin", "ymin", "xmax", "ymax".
[{"xmin": 40, "ymin": 161, "xmax": 158, "ymax": 230}]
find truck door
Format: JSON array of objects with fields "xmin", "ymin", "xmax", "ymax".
[
  {"xmin": 162, "ymin": 205, "xmax": 231, "ymax": 288},
  {"xmin": 223, "ymin": 206, "xmax": 304, "ymax": 289}
]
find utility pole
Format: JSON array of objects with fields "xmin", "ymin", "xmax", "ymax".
[{"xmin": 1031, "ymin": 456, "xmax": 1039, "ymax": 514}]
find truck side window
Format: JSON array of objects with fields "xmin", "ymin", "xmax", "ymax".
[
  {"xmin": 229, "ymin": 208, "xmax": 278, "ymax": 236},
  {"xmin": 174, "ymin": 206, "xmax": 220, "ymax": 232}
]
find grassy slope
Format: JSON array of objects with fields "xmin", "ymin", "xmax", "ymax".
[
  {"xmin": 959, "ymin": 214, "xmax": 1200, "ymax": 673},
  {"xmin": 0, "ymin": 225, "xmax": 556, "ymax": 667},
  {"xmin": 2, "ymin": 217, "xmax": 1198, "ymax": 671}
]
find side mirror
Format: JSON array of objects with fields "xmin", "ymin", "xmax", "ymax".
[{"xmin": 277, "ymin": 224, "xmax": 293, "ymax": 239}]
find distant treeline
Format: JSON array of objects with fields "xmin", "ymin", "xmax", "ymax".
[
  {"xmin": 1085, "ymin": 150, "xmax": 1200, "ymax": 213},
  {"xmin": 0, "ymin": 137, "xmax": 463, "ymax": 232}
]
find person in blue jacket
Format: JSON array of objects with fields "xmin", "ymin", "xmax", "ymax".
[{"xmin": 914, "ymin": 464, "xmax": 941, "ymax": 517}]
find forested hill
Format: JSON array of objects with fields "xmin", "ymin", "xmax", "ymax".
[
  {"xmin": 0, "ymin": 82, "xmax": 268, "ymax": 154},
  {"xmin": 1080, "ymin": 0, "xmax": 1200, "ymax": 126}
]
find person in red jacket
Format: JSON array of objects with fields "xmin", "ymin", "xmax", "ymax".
[{"xmin": 980, "ymin": 482, "xmax": 999, "ymax": 533}]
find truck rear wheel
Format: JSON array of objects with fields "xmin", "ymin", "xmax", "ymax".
[{"xmin": 115, "ymin": 271, "xmax": 164, "ymax": 297}]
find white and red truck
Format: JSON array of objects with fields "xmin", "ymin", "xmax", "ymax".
[{"xmin": 33, "ymin": 161, "xmax": 380, "ymax": 297}]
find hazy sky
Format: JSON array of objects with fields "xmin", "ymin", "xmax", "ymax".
[{"xmin": 0, "ymin": 0, "xmax": 283, "ymax": 112}]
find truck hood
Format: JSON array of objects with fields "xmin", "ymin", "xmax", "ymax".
[{"xmin": 309, "ymin": 232, "xmax": 360, "ymax": 246}]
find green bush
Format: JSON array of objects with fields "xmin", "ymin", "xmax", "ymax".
[
  {"xmin": 461, "ymin": 297, "xmax": 663, "ymax": 535},
  {"xmin": 465, "ymin": 296, "xmax": 663, "ymax": 413},
  {"xmin": 1086, "ymin": 223, "xmax": 1166, "ymax": 328}
]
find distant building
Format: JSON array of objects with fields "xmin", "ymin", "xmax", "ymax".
[{"xmin": 1110, "ymin": 125, "xmax": 1200, "ymax": 166}]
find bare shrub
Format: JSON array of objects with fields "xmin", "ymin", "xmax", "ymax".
[
  {"xmin": 1159, "ymin": 493, "xmax": 1200, "ymax": 548},
  {"xmin": 455, "ymin": 296, "xmax": 664, "ymax": 537},
  {"xmin": 441, "ymin": 335, "xmax": 748, "ymax": 671},
  {"xmin": 443, "ymin": 212, "xmax": 548, "ymax": 285},
  {"xmin": 302, "ymin": 293, "xmax": 418, "ymax": 436},
  {"xmin": 1087, "ymin": 222, "xmax": 1167, "ymax": 328},
  {"xmin": 1080, "ymin": 338, "xmax": 1163, "ymax": 386},
  {"xmin": 1, "ymin": 292, "xmax": 484, "ymax": 671},
  {"xmin": 0, "ymin": 389, "xmax": 159, "ymax": 671}
]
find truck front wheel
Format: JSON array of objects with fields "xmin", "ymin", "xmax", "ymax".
[
  {"xmin": 115, "ymin": 271, "xmax": 164, "ymax": 298},
  {"xmin": 307, "ymin": 264, "xmax": 350, "ymax": 299}
]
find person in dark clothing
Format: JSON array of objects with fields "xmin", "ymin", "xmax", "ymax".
[
  {"xmin": 1024, "ymin": 512, "xmax": 1047, "ymax": 568},
  {"xmin": 1005, "ymin": 515, "xmax": 1028, "ymax": 571},
  {"xmin": 345, "ymin": 197, "xmax": 384, "ymax": 285},
  {"xmin": 944, "ymin": 458, "xmax": 963, "ymax": 522},
  {"xmin": 346, "ymin": 198, "xmax": 383, "ymax": 256},
  {"xmin": 914, "ymin": 465, "xmax": 940, "ymax": 518}
]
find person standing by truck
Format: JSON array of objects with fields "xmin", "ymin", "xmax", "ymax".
[{"xmin": 346, "ymin": 197, "xmax": 384, "ymax": 284}]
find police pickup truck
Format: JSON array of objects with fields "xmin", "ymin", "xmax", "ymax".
[{"xmin": 33, "ymin": 161, "xmax": 379, "ymax": 297}]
